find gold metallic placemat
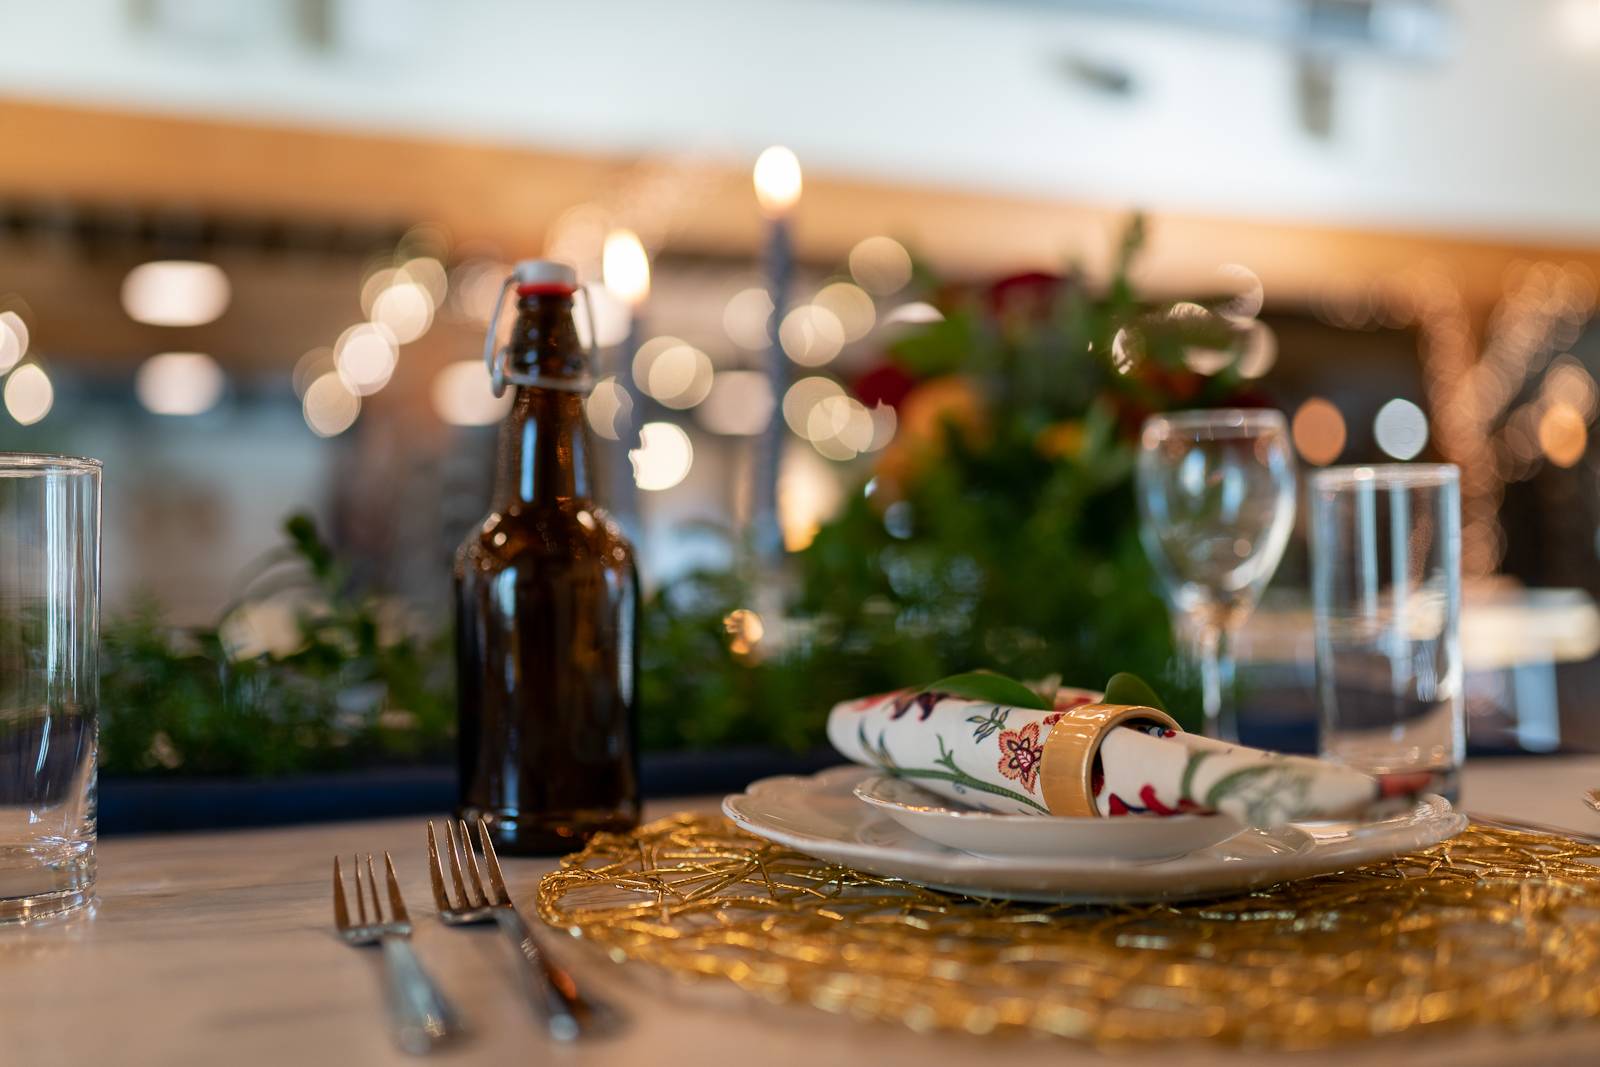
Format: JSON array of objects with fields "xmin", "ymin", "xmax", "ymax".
[{"xmin": 535, "ymin": 814, "xmax": 1600, "ymax": 1049}]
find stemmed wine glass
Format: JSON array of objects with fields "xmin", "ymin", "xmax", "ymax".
[{"xmin": 1136, "ymin": 409, "xmax": 1296, "ymax": 740}]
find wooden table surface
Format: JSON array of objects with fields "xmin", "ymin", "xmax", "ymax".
[{"xmin": 6, "ymin": 758, "xmax": 1600, "ymax": 1067}]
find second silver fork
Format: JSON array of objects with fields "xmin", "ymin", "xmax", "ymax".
[{"xmin": 426, "ymin": 818, "xmax": 609, "ymax": 1041}]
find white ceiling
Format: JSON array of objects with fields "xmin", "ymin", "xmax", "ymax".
[{"xmin": 4, "ymin": 0, "xmax": 1600, "ymax": 242}]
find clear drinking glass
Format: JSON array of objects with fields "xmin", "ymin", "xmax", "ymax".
[
  {"xmin": 1311, "ymin": 464, "xmax": 1463, "ymax": 800},
  {"xmin": 1137, "ymin": 410, "xmax": 1296, "ymax": 740},
  {"xmin": 0, "ymin": 454, "xmax": 100, "ymax": 921}
]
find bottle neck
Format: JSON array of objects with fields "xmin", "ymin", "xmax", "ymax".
[{"xmin": 492, "ymin": 292, "xmax": 593, "ymax": 508}]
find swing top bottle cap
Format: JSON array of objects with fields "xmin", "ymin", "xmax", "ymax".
[{"xmin": 512, "ymin": 259, "xmax": 577, "ymax": 295}]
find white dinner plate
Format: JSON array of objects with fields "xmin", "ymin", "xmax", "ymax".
[
  {"xmin": 852, "ymin": 774, "xmax": 1245, "ymax": 861},
  {"xmin": 723, "ymin": 766, "xmax": 1466, "ymax": 904}
]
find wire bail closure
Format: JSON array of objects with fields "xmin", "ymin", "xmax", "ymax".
[{"xmin": 481, "ymin": 272, "xmax": 601, "ymax": 398}]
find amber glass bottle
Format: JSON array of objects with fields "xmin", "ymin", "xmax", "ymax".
[{"xmin": 454, "ymin": 261, "xmax": 640, "ymax": 854}]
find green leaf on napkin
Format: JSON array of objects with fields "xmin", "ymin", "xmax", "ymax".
[
  {"xmin": 917, "ymin": 670, "xmax": 1053, "ymax": 710},
  {"xmin": 1103, "ymin": 671, "xmax": 1167, "ymax": 712}
]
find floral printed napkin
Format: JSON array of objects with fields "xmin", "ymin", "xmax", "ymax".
[{"xmin": 827, "ymin": 687, "xmax": 1428, "ymax": 825}]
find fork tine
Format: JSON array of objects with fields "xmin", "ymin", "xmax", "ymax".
[
  {"xmin": 352, "ymin": 854, "xmax": 368, "ymax": 924},
  {"xmin": 476, "ymin": 819, "xmax": 512, "ymax": 906},
  {"xmin": 365, "ymin": 854, "xmax": 384, "ymax": 921},
  {"xmin": 332, "ymin": 856, "xmax": 351, "ymax": 930},
  {"xmin": 442, "ymin": 818, "xmax": 474, "ymax": 907},
  {"xmin": 425, "ymin": 822, "xmax": 453, "ymax": 910},
  {"xmin": 383, "ymin": 852, "xmax": 409, "ymax": 922},
  {"xmin": 457, "ymin": 819, "xmax": 488, "ymax": 905}
]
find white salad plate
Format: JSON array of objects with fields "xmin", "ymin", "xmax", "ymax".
[
  {"xmin": 852, "ymin": 774, "xmax": 1246, "ymax": 861},
  {"xmin": 722, "ymin": 766, "xmax": 1467, "ymax": 904}
]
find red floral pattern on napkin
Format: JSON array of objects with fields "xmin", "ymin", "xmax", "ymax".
[{"xmin": 995, "ymin": 722, "xmax": 1044, "ymax": 793}]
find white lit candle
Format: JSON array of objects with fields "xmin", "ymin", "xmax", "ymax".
[{"xmin": 751, "ymin": 146, "xmax": 801, "ymax": 562}]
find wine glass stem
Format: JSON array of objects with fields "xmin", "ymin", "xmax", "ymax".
[{"xmin": 1196, "ymin": 624, "xmax": 1238, "ymax": 743}]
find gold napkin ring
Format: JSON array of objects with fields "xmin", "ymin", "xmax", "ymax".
[{"xmin": 1039, "ymin": 703, "xmax": 1181, "ymax": 817}]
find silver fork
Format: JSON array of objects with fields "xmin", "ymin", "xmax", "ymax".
[
  {"xmin": 426, "ymin": 819, "xmax": 611, "ymax": 1041},
  {"xmin": 332, "ymin": 852, "xmax": 465, "ymax": 1055}
]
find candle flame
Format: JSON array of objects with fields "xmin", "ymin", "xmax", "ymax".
[
  {"xmin": 603, "ymin": 228, "xmax": 651, "ymax": 308},
  {"xmin": 753, "ymin": 146, "xmax": 802, "ymax": 217}
]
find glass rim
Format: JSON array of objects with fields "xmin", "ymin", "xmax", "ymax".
[
  {"xmin": 1310, "ymin": 463, "xmax": 1458, "ymax": 491},
  {"xmin": 1141, "ymin": 408, "xmax": 1287, "ymax": 435},
  {"xmin": 0, "ymin": 452, "xmax": 102, "ymax": 477}
]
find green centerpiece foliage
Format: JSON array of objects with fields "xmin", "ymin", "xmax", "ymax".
[{"xmin": 100, "ymin": 217, "xmax": 1259, "ymax": 775}]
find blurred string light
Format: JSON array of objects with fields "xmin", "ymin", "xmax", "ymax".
[
  {"xmin": 779, "ymin": 305, "xmax": 845, "ymax": 366},
  {"xmin": 334, "ymin": 322, "xmax": 398, "ymax": 396},
  {"xmin": 1236, "ymin": 320, "xmax": 1278, "ymax": 379},
  {"xmin": 695, "ymin": 370, "xmax": 774, "ymax": 436},
  {"xmin": 362, "ymin": 260, "xmax": 440, "ymax": 345},
  {"xmin": 1291, "ymin": 397, "xmax": 1346, "ymax": 466},
  {"xmin": 431, "ymin": 360, "xmax": 513, "ymax": 427},
  {"xmin": 451, "ymin": 259, "xmax": 512, "ymax": 323},
  {"xmin": 1170, "ymin": 302, "xmax": 1236, "ymax": 376},
  {"xmin": 0, "ymin": 310, "xmax": 29, "ymax": 373},
  {"xmin": 121, "ymin": 261, "xmax": 231, "ymax": 327},
  {"xmin": 782, "ymin": 375, "xmax": 844, "ymax": 436},
  {"xmin": 753, "ymin": 146, "xmax": 803, "ymax": 217},
  {"xmin": 586, "ymin": 377, "xmax": 634, "ymax": 441},
  {"xmin": 136, "ymin": 352, "xmax": 225, "ymax": 416},
  {"xmin": 1545, "ymin": 354, "xmax": 1598, "ymax": 419},
  {"xmin": 632, "ymin": 336, "xmax": 713, "ymax": 409},
  {"xmin": 1373, "ymin": 398, "xmax": 1429, "ymax": 460},
  {"xmin": 630, "ymin": 421, "xmax": 693, "ymax": 491},
  {"xmin": 1538, "ymin": 403, "xmax": 1587, "ymax": 467},
  {"xmin": 723, "ymin": 287, "xmax": 774, "ymax": 350},
  {"xmin": 849, "ymin": 237, "xmax": 912, "ymax": 295},
  {"xmin": 1110, "ymin": 326, "xmax": 1141, "ymax": 374},
  {"xmin": 882, "ymin": 302, "xmax": 943, "ymax": 326},
  {"xmin": 292, "ymin": 347, "xmax": 335, "ymax": 398},
  {"xmin": 722, "ymin": 608, "xmax": 765, "ymax": 656},
  {"xmin": 4, "ymin": 364, "xmax": 52, "ymax": 425},
  {"xmin": 303, "ymin": 372, "xmax": 361, "ymax": 437},
  {"xmin": 812, "ymin": 282, "xmax": 875, "ymax": 341},
  {"xmin": 602, "ymin": 229, "xmax": 651, "ymax": 308},
  {"xmin": 1216, "ymin": 264, "xmax": 1265, "ymax": 323}
]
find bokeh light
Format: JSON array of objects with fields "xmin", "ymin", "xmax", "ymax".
[
  {"xmin": 849, "ymin": 236, "xmax": 913, "ymax": 295},
  {"xmin": 695, "ymin": 370, "xmax": 774, "ymax": 436},
  {"xmin": 292, "ymin": 347, "xmax": 335, "ymax": 398},
  {"xmin": 1236, "ymin": 321, "xmax": 1278, "ymax": 379},
  {"xmin": 882, "ymin": 302, "xmax": 943, "ymax": 326},
  {"xmin": 782, "ymin": 376, "xmax": 845, "ymax": 436},
  {"xmin": 303, "ymin": 372, "xmax": 361, "ymax": 437},
  {"xmin": 136, "ymin": 352, "xmax": 225, "ymax": 416},
  {"xmin": 4, "ymin": 364, "xmax": 52, "ymax": 425},
  {"xmin": 121, "ymin": 261, "xmax": 231, "ymax": 327},
  {"xmin": 585, "ymin": 376, "xmax": 635, "ymax": 441},
  {"xmin": 1538, "ymin": 403, "xmax": 1587, "ymax": 467},
  {"xmin": 431, "ymin": 360, "xmax": 513, "ymax": 427},
  {"xmin": 723, "ymin": 288, "xmax": 775, "ymax": 350},
  {"xmin": 1217, "ymin": 264, "xmax": 1265, "ymax": 322},
  {"xmin": 370, "ymin": 279, "xmax": 435, "ymax": 344},
  {"xmin": 779, "ymin": 305, "xmax": 845, "ymax": 366},
  {"xmin": 1373, "ymin": 398, "xmax": 1429, "ymax": 460},
  {"xmin": 630, "ymin": 421, "xmax": 694, "ymax": 491},
  {"xmin": 1292, "ymin": 397, "xmax": 1347, "ymax": 466},
  {"xmin": 0, "ymin": 310, "xmax": 28, "ymax": 373},
  {"xmin": 812, "ymin": 282, "xmax": 876, "ymax": 341},
  {"xmin": 633, "ymin": 336, "xmax": 713, "ymax": 408},
  {"xmin": 334, "ymin": 323, "xmax": 399, "ymax": 396}
]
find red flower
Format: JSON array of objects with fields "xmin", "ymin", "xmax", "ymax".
[
  {"xmin": 995, "ymin": 721, "xmax": 1045, "ymax": 793},
  {"xmin": 853, "ymin": 362, "xmax": 917, "ymax": 410},
  {"xmin": 986, "ymin": 271, "xmax": 1072, "ymax": 322}
]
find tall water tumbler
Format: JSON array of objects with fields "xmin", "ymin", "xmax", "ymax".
[
  {"xmin": 0, "ymin": 455, "xmax": 100, "ymax": 921},
  {"xmin": 1310, "ymin": 464, "xmax": 1463, "ymax": 801}
]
